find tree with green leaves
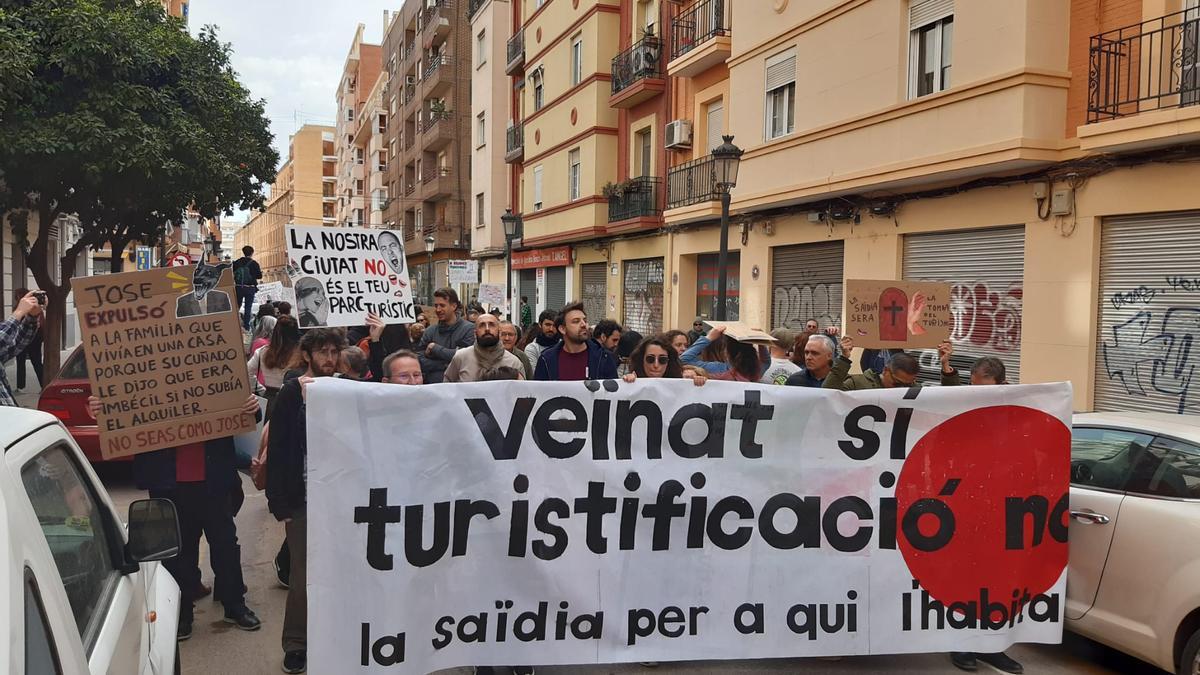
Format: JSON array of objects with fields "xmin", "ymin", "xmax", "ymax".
[{"xmin": 0, "ymin": 0, "xmax": 278, "ymax": 378}]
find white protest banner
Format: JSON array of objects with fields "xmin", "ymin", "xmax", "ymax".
[
  {"xmin": 448, "ymin": 259, "xmax": 479, "ymax": 285},
  {"xmin": 255, "ymin": 281, "xmax": 296, "ymax": 307},
  {"xmin": 285, "ymin": 224, "xmax": 415, "ymax": 328},
  {"xmin": 307, "ymin": 379, "xmax": 1071, "ymax": 673},
  {"xmin": 478, "ymin": 282, "xmax": 506, "ymax": 307}
]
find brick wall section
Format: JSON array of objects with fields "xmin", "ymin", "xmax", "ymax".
[{"xmin": 1066, "ymin": 0, "xmax": 1145, "ymax": 136}]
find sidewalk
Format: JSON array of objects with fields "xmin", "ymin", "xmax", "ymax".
[{"xmin": 9, "ymin": 348, "xmax": 74, "ymax": 410}]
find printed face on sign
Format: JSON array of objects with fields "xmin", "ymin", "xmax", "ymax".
[
  {"xmin": 378, "ymin": 231, "xmax": 406, "ymax": 277},
  {"xmin": 296, "ymin": 276, "xmax": 329, "ymax": 327},
  {"xmin": 170, "ymin": 262, "xmax": 233, "ymax": 319}
]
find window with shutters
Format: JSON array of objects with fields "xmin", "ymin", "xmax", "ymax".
[
  {"xmin": 568, "ymin": 149, "xmax": 581, "ymax": 201},
  {"xmin": 764, "ymin": 49, "xmax": 796, "ymax": 140},
  {"xmin": 909, "ymin": 0, "xmax": 953, "ymax": 98},
  {"xmin": 636, "ymin": 128, "xmax": 652, "ymax": 177},
  {"xmin": 532, "ymin": 165, "xmax": 543, "ymax": 211},
  {"xmin": 705, "ymin": 100, "xmax": 724, "ymax": 152}
]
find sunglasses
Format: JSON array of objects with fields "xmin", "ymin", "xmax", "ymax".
[{"xmin": 644, "ymin": 354, "xmax": 669, "ymax": 365}]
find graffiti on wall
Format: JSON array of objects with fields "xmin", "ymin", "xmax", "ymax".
[
  {"xmin": 908, "ymin": 281, "xmax": 1023, "ymax": 382},
  {"xmin": 773, "ymin": 281, "xmax": 843, "ymax": 330},
  {"xmin": 1099, "ymin": 273, "xmax": 1200, "ymax": 410}
]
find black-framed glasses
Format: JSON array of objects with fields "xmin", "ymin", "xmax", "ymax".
[{"xmin": 644, "ymin": 355, "xmax": 669, "ymax": 365}]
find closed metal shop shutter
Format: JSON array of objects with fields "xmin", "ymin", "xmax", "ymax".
[
  {"xmin": 623, "ymin": 258, "xmax": 665, "ymax": 336},
  {"xmin": 903, "ymin": 226, "xmax": 1024, "ymax": 384},
  {"xmin": 545, "ymin": 266, "xmax": 567, "ymax": 313},
  {"xmin": 581, "ymin": 263, "xmax": 607, "ymax": 323},
  {"xmin": 1095, "ymin": 212, "xmax": 1200, "ymax": 414},
  {"xmin": 519, "ymin": 269, "xmax": 537, "ymax": 315},
  {"xmin": 771, "ymin": 241, "xmax": 844, "ymax": 330}
]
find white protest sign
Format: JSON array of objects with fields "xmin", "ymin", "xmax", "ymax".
[
  {"xmin": 285, "ymin": 225, "xmax": 415, "ymax": 328},
  {"xmin": 307, "ymin": 379, "xmax": 1072, "ymax": 673},
  {"xmin": 448, "ymin": 259, "xmax": 479, "ymax": 285},
  {"xmin": 255, "ymin": 281, "xmax": 296, "ymax": 307},
  {"xmin": 478, "ymin": 283, "xmax": 506, "ymax": 307}
]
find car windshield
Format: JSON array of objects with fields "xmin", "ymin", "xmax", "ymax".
[{"xmin": 58, "ymin": 349, "xmax": 88, "ymax": 380}]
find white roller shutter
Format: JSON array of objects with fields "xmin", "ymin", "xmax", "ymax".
[
  {"xmin": 910, "ymin": 0, "xmax": 953, "ymax": 29},
  {"xmin": 903, "ymin": 226, "xmax": 1024, "ymax": 384},
  {"xmin": 623, "ymin": 258, "xmax": 664, "ymax": 336},
  {"xmin": 764, "ymin": 49, "xmax": 796, "ymax": 91},
  {"xmin": 771, "ymin": 241, "xmax": 844, "ymax": 330},
  {"xmin": 580, "ymin": 262, "xmax": 607, "ymax": 323},
  {"xmin": 1095, "ymin": 212, "xmax": 1200, "ymax": 414},
  {"xmin": 706, "ymin": 101, "xmax": 724, "ymax": 152}
]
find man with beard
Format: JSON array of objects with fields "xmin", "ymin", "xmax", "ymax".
[
  {"xmin": 416, "ymin": 287, "xmax": 475, "ymax": 383},
  {"xmin": 267, "ymin": 328, "xmax": 347, "ymax": 674},
  {"xmin": 533, "ymin": 301, "xmax": 618, "ymax": 381},
  {"xmin": 444, "ymin": 312, "xmax": 524, "ymax": 382},
  {"xmin": 523, "ymin": 309, "xmax": 560, "ymax": 365}
]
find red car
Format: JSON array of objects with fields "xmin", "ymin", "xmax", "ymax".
[{"xmin": 36, "ymin": 344, "xmax": 128, "ymax": 463}]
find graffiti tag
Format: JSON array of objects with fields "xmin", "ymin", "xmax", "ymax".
[
  {"xmin": 948, "ymin": 282, "xmax": 1023, "ymax": 352},
  {"xmin": 773, "ymin": 281, "xmax": 842, "ymax": 330},
  {"xmin": 1102, "ymin": 307, "xmax": 1200, "ymax": 414},
  {"xmin": 1110, "ymin": 285, "xmax": 1162, "ymax": 310}
]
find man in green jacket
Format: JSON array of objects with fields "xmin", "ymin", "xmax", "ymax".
[{"xmin": 823, "ymin": 337, "xmax": 961, "ymax": 390}]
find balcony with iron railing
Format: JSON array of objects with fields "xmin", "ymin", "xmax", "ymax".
[
  {"xmin": 607, "ymin": 176, "xmax": 662, "ymax": 224},
  {"xmin": 669, "ymin": 0, "xmax": 731, "ymax": 78},
  {"xmin": 506, "ymin": 28, "xmax": 525, "ymax": 75},
  {"xmin": 505, "ymin": 122, "xmax": 524, "ymax": 163},
  {"xmin": 1082, "ymin": 8, "xmax": 1200, "ymax": 151},
  {"xmin": 666, "ymin": 155, "xmax": 722, "ymax": 210},
  {"xmin": 421, "ymin": 109, "xmax": 455, "ymax": 151},
  {"xmin": 611, "ymin": 36, "xmax": 665, "ymax": 108},
  {"xmin": 423, "ymin": 54, "xmax": 453, "ymax": 96},
  {"xmin": 468, "ymin": 0, "xmax": 486, "ymax": 20},
  {"xmin": 421, "ymin": 166, "xmax": 454, "ymax": 201}
]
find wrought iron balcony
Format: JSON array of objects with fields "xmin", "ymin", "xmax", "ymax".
[
  {"xmin": 425, "ymin": 53, "xmax": 448, "ymax": 80},
  {"xmin": 671, "ymin": 0, "xmax": 728, "ymax": 60},
  {"xmin": 611, "ymin": 36, "xmax": 664, "ymax": 98},
  {"xmin": 667, "ymin": 155, "xmax": 722, "ymax": 209},
  {"xmin": 505, "ymin": 122, "xmax": 524, "ymax": 163},
  {"xmin": 468, "ymin": 0, "xmax": 486, "ymax": 19},
  {"xmin": 506, "ymin": 28, "xmax": 525, "ymax": 75},
  {"xmin": 1089, "ymin": 8, "xmax": 1200, "ymax": 122},
  {"xmin": 607, "ymin": 176, "xmax": 662, "ymax": 223}
]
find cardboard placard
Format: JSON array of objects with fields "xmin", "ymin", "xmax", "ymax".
[
  {"xmin": 285, "ymin": 225, "xmax": 416, "ymax": 328},
  {"xmin": 72, "ymin": 265, "xmax": 256, "ymax": 459},
  {"xmin": 845, "ymin": 279, "xmax": 952, "ymax": 348},
  {"xmin": 703, "ymin": 320, "xmax": 776, "ymax": 344}
]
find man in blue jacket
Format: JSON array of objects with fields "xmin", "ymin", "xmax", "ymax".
[{"xmin": 533, "ymin": 301, "xmax": 618, "ymax": 381}]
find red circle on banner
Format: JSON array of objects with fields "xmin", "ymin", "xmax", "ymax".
[{"xmin": 895, "ymin": 405, "xmax": 1069, "ymax": 610}]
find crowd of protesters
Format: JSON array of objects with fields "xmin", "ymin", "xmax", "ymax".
[{"xmin": 67, "ymin": 286, "xmax": 1021, "ymax": 675}]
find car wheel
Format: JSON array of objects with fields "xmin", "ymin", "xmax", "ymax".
[{"xmin": 1181, "ymin": 627, "xmax": 1200, "ymax": 675}]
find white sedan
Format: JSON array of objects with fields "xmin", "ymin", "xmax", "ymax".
[
  {"xmin": 0, "ymin": 409, "xmax": 181, "ymax": 674},
  {"xmin": 1069, "ymin": 411, "xmax": 1200, "ymax": 675}
]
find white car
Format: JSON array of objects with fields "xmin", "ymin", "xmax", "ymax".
[
  {"xmin": 1069, "ymin": 411, "xmax": 1200, "ymax": 675},
  {"xmin": 0, "ymin": 409, "xmax": 181, "ymax": 674}
]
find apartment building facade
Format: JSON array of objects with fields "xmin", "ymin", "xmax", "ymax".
[
  {"xmin": 382, "ymin": 0, "xmax": 475, "ymax": 305},
  {"xmin": 237, "ymin": 124, "xmax": 336, "ymax": 283},
  {"xmin": 335, "ymin": 25, "xmax": 384, "ymax": 228}
]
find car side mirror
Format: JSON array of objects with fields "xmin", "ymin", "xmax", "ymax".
[{"xmin": 126, "ymin": 499, "xmax": 181, "ymax": 565}]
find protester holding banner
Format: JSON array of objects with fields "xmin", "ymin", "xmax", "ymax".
[
  {"xmin": 362, "ymin": 312, "xmax": 414, "ymax": 383},
  {"xmin": 416, "ymin": 288, "xmax": 475, "ymax": 384},
  {"xmin": 267, "ymin": 327, "xmax": 348, "ymax": 675},
  {"xmin": 499, "ymin": 321, "xmax": 534, "ymax": 380},
  {"xmin": 621, "ymin": 336, "xmax": 708, "ymax": 388},
  {"xmin": 662, "ymin": 329, "xmax": 690, "ymax": 357},
  {"xmin": 523, "ymin": 309, "xmax": 560, "ymax": 366},
  {"xmin": 533, "ymin": 302, "xmax": 618, "ymax": 381},
  {"xmin": 785, "ymin": 333, "xmax": 838, "ymax": 388},
  {"xmin": 824, "ymin": 336, "xmax": 961, "ymax": 390},
  {"xmin": 445, "ymin": 313, "xmax": 524, "ymax": 382},
  {"xmin": 0, "ymin": 290, "xmax": 45, "ymax": 405},
  {"xmin": 380, "ymin": 349, "xmax": 424, "ymax": 384}
]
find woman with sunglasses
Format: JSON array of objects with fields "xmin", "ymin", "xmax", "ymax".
[{"xmin": 622, "ymin": 336, "xmax": 706, "ymax": 385}]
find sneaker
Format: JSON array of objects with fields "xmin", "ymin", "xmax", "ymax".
[
  {"xmin": 177, "ymin": 618, "xmax": 193, "ymax": 641},
  {"xmin": 223, "ymin": 605, "xmax": 262, "ymax": 631},
  {"xmin": 977, "ymin": 652, "xmax": 1023, "ymax": 674},
  {"xmin": 950, "ymin": 652, "xmax": 978, "ymax": 671},
  {"xmin": 274, "ymin": 551, "xmax": 290, "ymax": 589},
  {"xmin": 282, "ymin": 650, "xmax": 306, "ymax": 673}
]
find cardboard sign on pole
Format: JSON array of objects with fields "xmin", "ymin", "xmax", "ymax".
[
  {"xmin": 72, "ymin": 265, "xmax": 256, "ymax": 459},
  {"xmin": 845, "ymin": 279, "xmax": 952, "ymax": 349}
]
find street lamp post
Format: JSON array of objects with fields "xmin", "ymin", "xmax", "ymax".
[
  {"xmin": 712, "ymin": 135, "xmax": 744, "ymax": 321},
  {"xmin": 424, "ymin": 234, "xmax": 437, "ymax": 305},
  {"xmin": 501, "ymin": 209, "xmax": 521, "ymax": 321}
]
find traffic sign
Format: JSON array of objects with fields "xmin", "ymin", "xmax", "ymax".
[{"xmin": 168, "ymin": 253, "xmax": 191, "ymax": 267}]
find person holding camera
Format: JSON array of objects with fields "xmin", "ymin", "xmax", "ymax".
[{"xmin": 0, "ymin": 290, "xmax": 46, "ymax": 406}]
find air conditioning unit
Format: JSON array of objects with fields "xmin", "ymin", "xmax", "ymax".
[
  {"xmin": 665, "ymin": 120, "xmax": 693, "ymax": 149},
  {"xmin": 406, "ymin": 75, "xmax": 416, "ymax": 85}
]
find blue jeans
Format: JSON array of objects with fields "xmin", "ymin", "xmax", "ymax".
[{"xmin": 236, "ymin": 287, "xmax": 256, "ymax": 330}]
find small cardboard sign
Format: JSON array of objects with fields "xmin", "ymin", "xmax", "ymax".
[
  {"xmin": 72, "ymin": 265, "xmax": 256, "ymax": 459},
  {"xmin": 478, "ymin": 283, "xmax": 506, "ymax": 307},
  {"xmin": 703, "ymin": 320, "xmax": 776, "ymax": 344},
  {"xmin": 448, "ymin": 259, "xmax": 479, "ymax": 285},
  {"xmin": 845, "ymin": 279, "xmax": 952, "ymax": 348}
]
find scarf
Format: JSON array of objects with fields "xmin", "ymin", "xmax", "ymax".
[
  {"xmin": 474, "ymin": 339, "xmax": 508, "ymax": 373},
  {"xmin": 535, "ymin": 333, "xmax": 560, "ymax": 348}
]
